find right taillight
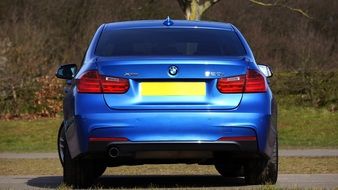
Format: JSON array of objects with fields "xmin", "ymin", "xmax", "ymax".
[
  {"xmin": 77, "ymin": 70, "xmax": 129, "ymax": 94},
  {"xmin": 217, "ymin": 75, "xmax": 246, "ymax": 93},
  {"xmin": 217, "ymin": 69, "xmax": 266, "ymax": 93},
  {"xmin": 244, "ymin": 69, "xmax": 266, "ymax": 93}
]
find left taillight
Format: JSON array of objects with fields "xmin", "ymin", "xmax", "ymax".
[
  {"xmin": 100, "ymin": 76, "xmax": 129, "ymax": 93},
  {"xmin": 77, "ymin": 70, "xmax": 101, "ymax": 93},
  {"xmin": 76, "ymin": 70, "xmax": 129, "ymax": 94}
]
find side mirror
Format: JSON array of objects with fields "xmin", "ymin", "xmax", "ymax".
[
  {"xmin": 55, "ymin": 64, "xmax": 77, "ymax": 80},
  {"xmin": 258, "ymin": 64, "xmax": 273, "ymax": 78}
]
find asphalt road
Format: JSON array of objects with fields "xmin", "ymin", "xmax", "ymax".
[{"xmin": 0, "ymin": 174, "xmax": 337, "ymax": 189}]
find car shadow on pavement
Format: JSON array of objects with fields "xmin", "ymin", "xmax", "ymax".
[
  {"xmin": 27, "ymin": 175, "xmax": 246, "ymax": 189},
  {"xmin": 27, "ymin": 176, "xmax": 62, "ymax": 188}
]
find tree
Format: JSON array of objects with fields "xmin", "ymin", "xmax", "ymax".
[
  {"xmin": 177, "ymin": 0, "xmax": 220, "ymax": 20},
  {"xmin": 177, "ymin": 0, "xmax": 312, "ymax": 20}
]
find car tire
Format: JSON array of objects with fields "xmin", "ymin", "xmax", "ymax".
[
  {"xmin": 215, "ymin": 163, "xmax": 242, "ymax": 177},
  {"xmin": 245, "ymin": 136, "xmax": 278, "ymax": 185},
  {"xmin": 62, "ymin": 131, "xmax": 106, "ymax": 188},
  {"xmin": 90, "ymin": 161, "xmax": 107, "ymax": 179},
  {"xmin": 57, "ymin": 123, "xmax": 65, "ymax": 166}
]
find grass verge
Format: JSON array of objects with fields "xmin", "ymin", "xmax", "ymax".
[
  {"xmin": 279, "ymin": 106, "xmax": 338, "ymax": 148},
  {"xmin": 0, "ymin": 106, "xmax": 337, "ymax": 152},
  {"xmin": 0, "ymin": 118, "xmax": 61, "ymax": 152},
  {"xmin": 0, "ymin": 157, "xmax": 337, "ymax": 176}
]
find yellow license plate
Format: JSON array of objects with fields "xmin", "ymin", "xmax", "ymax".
[{"xmin": 141, "ymin": 82, "xmax": 206, "ymax": 96}]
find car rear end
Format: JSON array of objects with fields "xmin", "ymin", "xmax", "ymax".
[
  {"xmin": 67, "ymin": 21, "xmax": 276, "ymax": 165},
  {"xmin": 58, "ymin": 20, "xmax": 278, "ymax": 187}
]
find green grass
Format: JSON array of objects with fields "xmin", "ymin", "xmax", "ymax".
[
  {"xmin": 0, "ymin": 106, "xmax": 337, "ymax": 152},
  {"xmin": 279, "ymin": 106, "xmax": 338, "ymax": 148},
  {"xmin": 0, "ymin": 118, "xmax": 61, "ymax": 152}
]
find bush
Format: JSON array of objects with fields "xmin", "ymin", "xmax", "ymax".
[
  {"xmin": 0, "ymin": 75, "xmax": 63, "ymax": 118},
  {"xmin": 271, "ymin": 72, "xmax": 337, "ymax": 109}
]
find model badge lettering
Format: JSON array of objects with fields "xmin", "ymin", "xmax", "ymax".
[
  {"xmin": 124, "ymin": 72, "xmax": 138, "ymax": 77},
  {"xmin": 205, "ymin": 71, "xmax": 224, "ymax": 77}
]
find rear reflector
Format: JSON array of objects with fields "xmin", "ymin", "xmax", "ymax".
[
  {"xmin": 77, "ymin": 70, "xmax": 129, "ymax": 93},
  {"xmin": 89, "ymin": 137, "xmax": 129, "ymax": 142},
  {"xmin": 217, "ymin": 69, "xmax": 266, "ymax": 93},
  {"xmin": 218, "ymin": 136, "xmax": 257, "ymax": 141}
]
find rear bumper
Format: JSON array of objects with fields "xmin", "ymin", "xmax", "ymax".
[
  {"xmin": 86, "ymin": 140, "xmax": 259, "ymax": 164},
  {"xmin": 65, "ymin": 92, "xmax": 276, "ymax": 160},
  {"xmin": 89, "ymin": 140, "xmax": 257, "ymax": 153},
  {"xmin": 67, "ymin": 111, "xmax": 270, "ymax": 158}
]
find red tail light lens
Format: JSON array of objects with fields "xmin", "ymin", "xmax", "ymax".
[
  {"xmin": 244, "ymin": 70, "xmax": 266, "ymax": 93},
  {"xmin": 217, "ymin": 69, "xmax": 266, "ymax": 93},
  {"xmin": 100, "ymin": 76, "xmax": 129, "ymax": 93},
  {"xmin": 77, "ymin": 70, "xmax": 129, "ymax": 93},
  {"xmin": 217, "ymin": 75, "xmax": 245, "ymax": 93},
  {"xmin": 77, "ymin": 71, "xmax": 101, "ymax": 93}
]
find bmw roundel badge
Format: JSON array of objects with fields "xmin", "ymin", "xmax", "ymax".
[{"xmin": 168, "ymin": 65, "xmax": 178, "ymax": 76}]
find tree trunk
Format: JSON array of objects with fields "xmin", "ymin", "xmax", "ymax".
[
  {"xmin": 186, "ymin": 0, "xmax": 202, "ymax": 20},
  {"xmin": 177, "ymin": 0, "xmax": 220, "ymax": 21}
]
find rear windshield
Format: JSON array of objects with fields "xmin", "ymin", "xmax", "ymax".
[{"xmin": 95, "ymin": 28, "xmax": 246, "ymax": 57}]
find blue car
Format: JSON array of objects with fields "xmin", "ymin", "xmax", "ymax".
[{"xmin": 56, "ymin": 18, "xmax": 277, "ymax": 188}]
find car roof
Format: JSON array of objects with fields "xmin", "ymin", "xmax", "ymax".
[{"xmin": 103, "ymin": 19, "xmax": 234, "ymax": 31}]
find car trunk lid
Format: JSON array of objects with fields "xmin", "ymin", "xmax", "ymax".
[{"xmin": 97, "ymin": 57, "xmax": 248, "ymax": 110}]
